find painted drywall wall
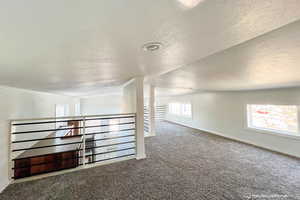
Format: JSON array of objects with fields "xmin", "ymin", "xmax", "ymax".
[
  {"xmin": 80, "ymin": 94, "xmax": 123, "ymax": 115},
  {"xmin": 159, "ymin": 87, "xmax": 300, "ymax": 158},
  {"xmin": 122, "ymin": 80, "xmax": 136, "ymax": 113},
  {"xmin": 0, "ymin": 86, "xmax": 79, "ymax": 193}
]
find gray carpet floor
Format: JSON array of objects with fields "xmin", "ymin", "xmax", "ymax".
[{"xmin": 1, "ymin": 121, "xmax": 300, "ymax": 200}]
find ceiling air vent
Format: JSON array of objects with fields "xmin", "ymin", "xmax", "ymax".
[{"xmin": 142, "ymin": 42, "xmax": 163, "ymax": 52}]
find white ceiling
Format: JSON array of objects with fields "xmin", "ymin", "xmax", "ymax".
[
  {"xmin": 1, "ymin": 0, "xmax": 300, "ymax": 96},
  {"xmin": 153, "ymin": 20, "xmax": 300, "ymax": 93}
]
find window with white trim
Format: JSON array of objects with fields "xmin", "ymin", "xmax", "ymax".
[
  {"xmin": 109, "ymin": 118, "xmax": 120, "ymax": 132},
  {"xmin": 247, "ymin": 104, "xmax": 299, "ymax": 135},
  {"xmin": 55, "ymin": 104, "xmax": 70, "ymax": 128},
  {"xmin": 168, "ymin": 103, "xmax": 192, "ymax": 117}
]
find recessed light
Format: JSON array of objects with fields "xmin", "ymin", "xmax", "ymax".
[
  {"xmin": 178, "ymin": 0, "xmax": 204, "ymax": 9},
  {"xmin": 142, "ymin": 42, "xmax": 163, "ymax": 52}
]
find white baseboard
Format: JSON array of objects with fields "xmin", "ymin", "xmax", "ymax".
[{"xmin": 165, "ymin": 120, "xmax": 300, "ymax": 159}]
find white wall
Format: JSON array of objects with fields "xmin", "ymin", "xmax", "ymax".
[
  {"xmin": 80, "ymin": 94, "xmax": 123, "ymax": 115},
  {"xmin": 122, "ymin": 80, "xmax": 136, "ymax": 113},
  {"xmin": 0, "ymin": 86, "xmax": 79, "ymax": 193},
  {"xmin": 159, "ymin": 87, "xmax": 300, "ymax": 158}
]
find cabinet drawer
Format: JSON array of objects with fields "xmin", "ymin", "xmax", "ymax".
[
  {"xmin": 14, "ymin": 158, "xmax": 30, "ymax": 168},
  {"xmin": 61, "ymin": 151, "xmax": 77, "ymax": 159},
  {"xmin": 14, "ymin": 167, "xmax": 30, "ymax": 179}
]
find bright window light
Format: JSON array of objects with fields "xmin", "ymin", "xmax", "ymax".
[
  {"xmin": 55, "ymin": 104, "xmax": 70, "ymax": 128},
  {"xmin": 168, "ymin": 103, "xmax": 192, "ymax": 117},
  {"xmin": 109, "ymin": 119, "xmax": 120, "ymax": 132},
  {"xmin": 247, "ymin": 104, "xmax": 298, "ymax": 135}
]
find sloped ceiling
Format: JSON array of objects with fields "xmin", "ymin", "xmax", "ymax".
[{"xmin": 152, "ymin": 20, "xmax": 300, "ymax": 93}]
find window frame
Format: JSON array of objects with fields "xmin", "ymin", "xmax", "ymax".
[
  {"xmin": 55, "ymin": 104, "xmax": 70, "ymax": 128},
  {"xmin": 168, "ymin": 102, "xmax": 192, "ymax": 118},
  {"xmin": 245, "ymin": 104, "xmax": 300, "ymax": 139}
]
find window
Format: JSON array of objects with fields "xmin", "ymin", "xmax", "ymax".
[
  {"xmin": 75, "ymin": 103, "xmax": 81, "ymax": 116},
  {"xmin": 55, "ymin": 104, "xmax": 70, "ymax": 128},
  {"xmin": 55, "ymin": 104, "xmax": 70, "ymax": 117},
  {"xmin": 247, "ymin": 104, "xmax": 299, "ymax": 135},
  {"xmin": 168, "ymin": 103, "xmax": 192, "ymax": 117},
  {"xmin": 109, "ymin": 119, "xmax": 120, "ymax": 132}
]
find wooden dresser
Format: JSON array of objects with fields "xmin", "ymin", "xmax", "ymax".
[
  {"xmin": 14, "ymin": 129, "xmax": 81, "ymax": 179},
  {"xmin": 14, "ymin": 150, "xmax": 79, "ymax": 179}
]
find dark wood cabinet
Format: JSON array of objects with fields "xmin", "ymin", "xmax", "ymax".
[
  {"xmin": 14, "ymin": 150, "xmax": 78, "ymax": 179},
  {"xmin": 14, "ymin": 158, "xmax": 30, "ymax": 178},
  {"xmin": 14, "ymin": 128, "xmax": 82, "ymax": 179}
]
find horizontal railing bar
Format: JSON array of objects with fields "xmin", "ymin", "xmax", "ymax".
[
  {"xmin": 86, "ymin": 147, "xmax": 135, "ymax": 158},
  {"xmin": 85, "ymin": 128, "xmax": 135, "ymax": 136},
  {"xmin": 12, "ymin": 135, "xmax": 83, "ymax": 144},
  {"xmin": 13, "ymin": 149, "xmax": 83, "ymax": 160},
  {"xmin": 12, "ymin": 122, "xmax": 135, "ymax": 134},
  {"xmin": 12, "ymin": 156, "xmax": 83, "ymax": 170},
  {"xmin": 12, "ymin": 116, "xmax": 135, "ymax": 126},
  {"xmin": 83, "ymin": 141, "xmax": 135, "ymax": 151},
  {"xmin": 12, "ymin": 141, "xmax": 83, "ymax": 152},
  {"xmin": 12, "ymin": 128, "xmax": 136, "ymax": 143},
  {"xmin": 86, "ymin": 116, "xmax": 134, "ymax": 122},
  {"xmin": 85, "ymin": 134, "xmax": 135, "ymax": 143},
  {"xmin": 86, "ymin": 153, "xmax": 136, "ymax": 164},
  {"xmin": 10, "ymin": 113, "xmax": 136, "ymax": 122},
  {"xmin": 12, "ymin": 127, "xmax": 78, "ymax": 135}
]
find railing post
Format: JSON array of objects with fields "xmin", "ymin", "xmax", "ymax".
[
  {"xmin": 8, "ymin": 121, "xmax": 13, "ymax": 182},
  {"xmin": 82, "ymin": 117, "xmax": 86, "ymax": 167},
  {"xmin": 149, "ymin": 84, "xmax": 156, "ymax": 136},
  {"xmin": 135, "ymin": 77, "xmax": 146, "ymax": 159},
  {"xmin": 134, "ymin": 113, "xmax": 138, "ymax": 157}
]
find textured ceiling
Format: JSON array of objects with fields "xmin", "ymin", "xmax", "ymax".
[
  {"xmin": 1, "ymin": 0, "xmax": 300, "ymax": 96},
  {"xmin": 153, "ymin": 20, "xmax": 300, "ymax": 94}
]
